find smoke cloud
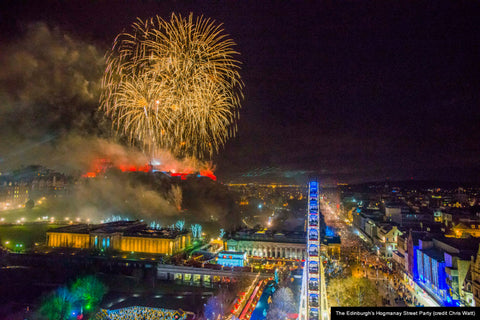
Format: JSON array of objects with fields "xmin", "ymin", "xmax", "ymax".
[
  {"xmin": 0, "ymin": 22, "xmax": 215, "ymax": 175},
  {"xmin": 0, "ymin": 22, "xmax": 104, "ymax": 167},
  {"xmin": 46, "ymin": 170, "xmax": 178, "ymax": 222},
  {"xmin": 0, "ymin": 22, "xmax": 103, "ymax": 132}
]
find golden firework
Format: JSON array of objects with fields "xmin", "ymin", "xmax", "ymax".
[{"xmin": 101, "ymin": 13, "xmax": 243, "ymax": 158}]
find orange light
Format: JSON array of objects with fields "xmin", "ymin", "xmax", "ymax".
[{"xmin": 82, "ymin": 172, "xmax": 97, "ymax": 178}]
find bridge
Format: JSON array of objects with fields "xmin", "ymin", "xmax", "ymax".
[{"xmin": 4, "ymin": 252, "xmax": 271, "ymax": 288}]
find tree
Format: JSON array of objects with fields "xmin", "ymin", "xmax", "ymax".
[
  {"xmin": 271, "ymin": 287, "xmax": 296, "ymax": 314},
  {"xmin": 70, "ymin": 275, "xmax": 107, "ymax": 313},
  {"xmin": 327, "ymin": 276, "xmax": 378, "ymax": 306},
  {"xmin": 266, "ymin": 307, "xmax": 288, "ymax": 320},
  {"xmin": 191, "ymin": 224, "xmax": 203, "ymax": 239},
  {"xmin": 25, "ymin": 199, "xmax": 34, "ymax": 210},
  {"xmin": 203, "ymin": 291, "xmax": 229, "ymax": 320},
  {"xmin": 38, "ymin": 287, "xmax": 73, "ymax": 320},
  {"xmin": 175, "ymin": 219, "xmax": 186, "ymax": 231},
  {"xmin": 219, "ymin": 228, "xmax": 226, "ymax": 239},
  {"xmin": 150, "ymin": 221, "xmax": 162, "ymax": 230}
]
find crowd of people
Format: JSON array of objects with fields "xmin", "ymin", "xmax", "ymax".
[{"xmin": 94, "ymin": 306, "xmax": 186, "ymax": 320}]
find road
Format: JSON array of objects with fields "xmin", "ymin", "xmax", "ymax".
[{"xmin": 320, "ymin": 199, "xmax": 409, "ymax": 307}]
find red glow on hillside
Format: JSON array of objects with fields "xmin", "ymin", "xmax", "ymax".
[
  {"xmin": 81, "ymin": 158, "xmax": 112, "ymax": 178},
  {"xmin": 169, "ymin": 168, "xmax": 193, "ymax": 180},
  {"xmin": 81, "ymin": 158, "xmax": 216, "ymax": 181},
  {"xmin": 83, "ymin": 172, "xmax": 97, "ymax": 178},
  {"xmin": 200, "ymin": 169, "xmax": 217, "ymax": 181},
  {"xmin": 117, "ymin": 164, "xmax": 150, "ymax": 173}
]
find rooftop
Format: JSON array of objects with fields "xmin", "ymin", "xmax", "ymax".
[
  {"xmin": 227, "ymin": 229, "xmax": 306, "ymax": 244},
  {"xmin": 218, "ymin": 250, "xmax": 246, "ymax": 256},
  {"xmin": 422, "ymin": 248, "xmax": 445, "ymax": 262},
  {"xmin": 48, "ymin": 221, "xmax": 189, "ymax": 239}
]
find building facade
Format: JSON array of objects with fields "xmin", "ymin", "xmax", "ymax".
[
  {"xmin": 225, "ymin": 238, "xmax": 306, "ymax": 259},
  {"xmin": 47, "ymin": 221, "xmax": 190, "ymax": 255},
  {"xmin": 410, "ymin": 236, "xmax": 479, "ymax": 306},
  {"xmin": 217, "ymin": 251, "xmax": 247, "ymax": 267},
  {"xmin": 471, "ymin": 244, "xmax": 480, "ymax": 306},
  {"xmin": 376, "ymin": 225, "xmax": 402, "ymax": 259}
]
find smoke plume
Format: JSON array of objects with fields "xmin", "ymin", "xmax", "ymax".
[
  {"xmin": 0, "ymin": 22, "xmax": 104, "ymax": 167},
  {"xmin": 0, "ymin": 22, "xmax": 241, "ymax": 231}
]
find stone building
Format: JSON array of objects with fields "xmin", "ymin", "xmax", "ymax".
[
  {"xmin": 225, "ymin": 230, "xmax": 306, "ymax": 259},
  {"xmin": 47, "ymin": 221, "xmax": 191, "ymax": 255}
]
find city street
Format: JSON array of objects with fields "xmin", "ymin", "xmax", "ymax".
[{"xmin": 322, "ymin": 200, "xmax": 412, "ymax": 307}]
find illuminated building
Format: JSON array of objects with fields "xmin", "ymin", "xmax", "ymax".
[
  {"xmin": 217, "ymin": 251, "xmax": 247, "ymax": 267},
  {"xmin": 376, "ymin": 224, "xmax": 402, "ymax": 259},
  {"xmin": 0, "ymin": 180, "xmax": 30, "ymax": 209},
  {"xmin": 413, "ymin": 236, "xmax": 479, "ymax": 306},
  {"xmin": 472, "ymin": 244, "xmax": 480, "ymax": 306},
  {"xmin": 46, "ymin": 221, "xmax": 191, "ymax": 255},
  {"xmin": 450, "ymin": 222, "xmax": 480, "ymax": 238},
  {"xmin": 0, "ymin": 165, "xmax": 68, "ymax": 210},
  {"xmin": 415, "ymin": 241, "xmax": 448, "ymax": 304},
  {"xmin": 384, "ymin": 204, "xmax": 418, "ymax": 226},
  {"xmin": 225, "ymin": 232, "xmax": 306, "ymax": 259}
]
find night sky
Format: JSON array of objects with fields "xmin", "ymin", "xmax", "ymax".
[{"xmin": 1, "ymin": 0, "xmax": 480, "ymax": 183}]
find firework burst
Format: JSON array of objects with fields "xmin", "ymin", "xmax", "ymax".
[{"xmin": 101, "ymin": 13, "xmax": 243, "ymax": 159}]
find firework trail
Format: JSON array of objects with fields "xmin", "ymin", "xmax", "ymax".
[{"xmin": 101, "ymin": 13, "xmax": 243, "ymax": 159}]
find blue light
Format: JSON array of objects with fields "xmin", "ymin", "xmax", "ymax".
[
  {"xmin": 217, "ymin": 251, "xmax": 246, "ymax": 267},
  {"xmin": 325, "ymin": 226, "xmax": 335, "ymax": 237},
  {"xmin": 412, "ymin": 245, "xmax": 419, "ymax": 280}
]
